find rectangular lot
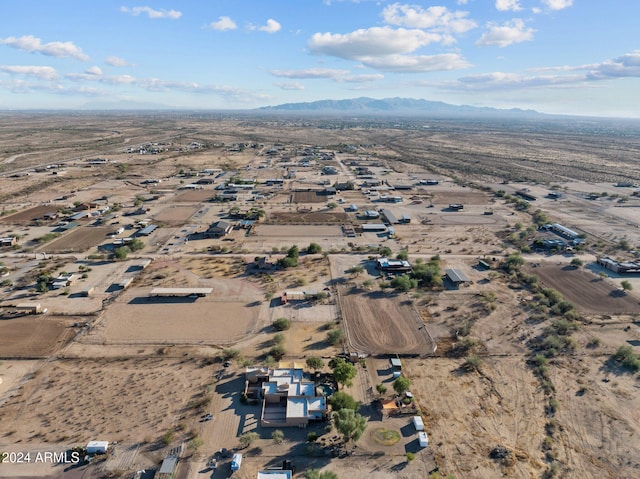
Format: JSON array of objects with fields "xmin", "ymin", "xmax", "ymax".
[
  {"xmin": 0, "ymin": 205, "xmax": 63, "ymax": 224},
  {"xmin": 38, "ymin": 226, "xmax": 113, "ymax": 253},
  {"xmin": 0, "ymin": 315, "xmax": 76, "ymax": 357},
  {"xmin": 338, "ymin": 287, "xmax": 435, "ymax": 355},
  {"xmin": 153, "ymin": 204, "xmax": 199, "ymax": 225}
]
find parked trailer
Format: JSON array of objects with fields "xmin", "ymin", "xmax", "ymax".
[
  {"xmin": 418, "ymin": 432, "xmax": 429, "ymax": 448},
  {"xmin": 413, "ymin": 416, "xmax": 424, "ymax": 431},
  {"xmin": 231, "ymin": 453, "xmax": 242, "ymax": 471}
]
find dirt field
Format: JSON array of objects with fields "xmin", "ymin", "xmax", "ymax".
[
  {"xmin": 269, "ymin": 211, "xmax": 350, "ymax": 223},
  {"xmin": 0, "ymin": 315, "xmax": 77, "ymax": 357},
  {"xmin": 338, "ymin": 287, "xmax": 434, "ymax": 355},
  {"xmin": 254, "ymin": 224, "xmax": 342, "ymax": 238},
  {"xmin": 529, "ymin": 264, "xmax": 640, "ymax": 315},
  {"xmin": 430, "ymin": 190, "xmax": 492, "ymax": 205},
  {"xmin": 175, "ymin": 190, "xmax": 215, "ymax": 202},
  {"xmin": 0, "ymin": 205, "xmax": 63, "ymax": 224},
  {"xmin": 0, "ymin": 357, "xmax": 216, "ymax": 444},
  {"xmin": 37, "ymin": 226, "xmax": 113, "ymax": 253},
  {"xmin": 291, "ymin": 190, "xmax": 329, "ymax": 203},
  {"xmin": 153, "ymin": 204, "xmax": 199, "ymax": 225},
  {"xmin": 408, "ymin": 356, "xmax": 548, "ymax": 479}
]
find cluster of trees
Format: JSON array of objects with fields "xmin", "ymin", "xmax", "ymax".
[
  {"xmin": 279, "ymin": 245, "xmax": 299, "ymax": 268},
  {"xmin": 391, "ymin": 255, "xmax": 443, "ymax": 292},
  {"xmin": 112, "ymin": 238, "xmax": 145, "ymax": 260}
]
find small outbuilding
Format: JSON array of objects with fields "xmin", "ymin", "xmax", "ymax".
[
  {"xmin": 86, "ymin": 441, "xmax": 109, "ymax": 454},
  {"xmin": 413, "ymin": 416, "xmax": 424, "ymax": 431},
  {"xmin": 418, "ymin": 431, "xmax": 429, "ymax": 448},
  {"xmin": 444, "ymin": 268, "xmax": 471, "ymax": 287}
]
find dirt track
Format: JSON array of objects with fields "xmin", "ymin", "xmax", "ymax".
[
  {"xmin": 338, "ymin": 287, "xmax": 434, "ymax": 355},
  {"xmin": 528, "ymin": 264, "xmax": 640, "ymax": 314}
]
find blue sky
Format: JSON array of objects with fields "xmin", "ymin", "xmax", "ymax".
[{"xmin": 0, "ymin": 1, "xmax": 638, "ymax": 116}]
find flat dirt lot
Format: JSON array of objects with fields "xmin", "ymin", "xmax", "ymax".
[
  {"xmin": 338, "ymin": 287, "xmax": 434, "ymax": 355},
  {"xmin": 0, "ymin": 205, "xmax": 61, "ymax": 224},
  {"xmin": 291, "ymin": 190, "xmax": 328, "ymax": 203},
  {"xmin": 0, "ymin": 357, "xmax": 215, "ymax": 444},
  {"xmin": 431, "ymin": 190, "xmax": 492, "ymax": 205},
  {"xmin": 528, "ymin": 264, "xmax": 640, "ymax": 315},
  {"xmin": 0, "ymin": 315, "xmax": 77, "ymax": 357},
  {"xmin": 254, "ymin": 224, "xmax": 342, "ymax": 238},
  {"xmin": 408, "ymin": 356, "xmax": 547, "ymax": 479},
  {"xmin": 269, "ymin": 211, "xmax": 350, "ymax": 223},
  {"xmin": 175, "ymin": 190, "xmax": 215, "ymax": 202},
  {"xmin": 153, "ymin": 204, "xmax": 199, "ymax": 225},
  {"xmin": 37, "ymin": 226, "xmax": 112, "ymax": 253}
]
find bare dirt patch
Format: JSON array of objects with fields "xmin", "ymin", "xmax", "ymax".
[
  {"xmin": 0, "ymin": 357, "xmax": 215, "ymax": 444},
  {"xmin": 254, "ymin": 224, "xmax": 342, "ymax": 238},
  {"xmin": 0, "ymin": 316, "xmax": 76, "ymax": 357},
  {"xmin": 408, "ymin": 356, "xmax": 546, "ymax": 479},
  {"xmin": 0, "ymin": 205, "xmax": 62, "ymax": 224},
  {"xmin": 431, "ymin": 190, "xmax": 492, "ymax": 205},
  {"xmin": 175, "ymin": 190, "xmax": 215, "ymax": 202},
  {"xmin": 338, "ymin": 287, "xmax": 434, "ymax": 355},
  {"xmin": 153, "ymin": 204, "xmax": 199, "ymax": 225},
  {"xmin": 36, "ymin": 226, "xmax": 112, "ymax": 253},
  {"xmin": 291, "ymin": 190, "xmax": 328, "ymax": 203},
  {"xmin": 528, "ymin": 264, "xmax": 640, "ymax": 315},
  {"xmin": 269, "ymin": 211, "xmax": 350, "ymax": 224}
]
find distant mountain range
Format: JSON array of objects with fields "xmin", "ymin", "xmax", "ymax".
[{"xmin": 257, "ymin": 97, "xmax": 543, "ymax": 118}]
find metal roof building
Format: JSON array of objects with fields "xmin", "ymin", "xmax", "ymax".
[
  {"xmin": 445, "ymin": 268, "xmax": 471, "ymax": 285},
  {"xmin": 150, "ymin": 288, "xmax": 213, "ymax": 297},
  {"xmin": 380, "ymin": 209, "xmax": 399, "ymax": 225},
  {"xmin": 137, "ymin": 224, "xmax": 158, "ymax": 236}
]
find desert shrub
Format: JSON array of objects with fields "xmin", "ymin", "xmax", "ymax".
[
  {"xmin": 612, "ymin": 345, "xmax": 640, "ymax": 372},
  {"xmin": 272, "ymin": 429, "xmax": 284, "ymax": 444},
  {"xmin": 327, "ymin": 328, "xmax": 344, "ymax": 345},
  {"xmin": 273, "ymin": 318, "xmax": 291, "ymax": 331},
  {"xmin": 406, "ymin": 452, "xmax": 416, "ymax": 461},
  {"xmin": 269, "ymin": 344, "xmax": 286, "ymax": 360},
  {"xmin": 307, "ymin": 432, "xmax": 318, "ymax": 442}
]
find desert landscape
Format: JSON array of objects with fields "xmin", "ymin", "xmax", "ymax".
[{"xmin": 0, "ymin": 112, "xmax": 639, "ymax": 479}]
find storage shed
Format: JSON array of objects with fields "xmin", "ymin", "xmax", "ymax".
[
  {"xmin": 86, "ymin": 441, "xmax": 109, "ymax": 454},
  {"xmin": 418, "ymin": 431, "xmax": 429, "ymax": 448}
]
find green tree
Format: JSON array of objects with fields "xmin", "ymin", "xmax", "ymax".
[
  {"xmin": 307, "ymin": 242, "xmax": 322, "ymax": 254},
  {"xmin": 621, "ymin": 280, "xmax": 633, "ymax": 293},
  {"xmin": 113, "ymin": 246, "xmax": 128, "ymax": 260},
  {"xmin": 327, "ymin": 202, "xmax": 338, "ymax": 209},
  {"xmin": 330, "ymin": 358, "xmax": 357, "ymax": 389},
  {"xmin": 239, "ymin": 431, "xmax": 259, "ymax": 448},
  {"xmin": 129, "ymin": 238, "xmax": 145, "ymax": 251},
  {"xmin": 390, "ymin": 274, "xmax": 417, "ymax": 292},
  {"xmin": 333, "ymin": 408, "xmax": 367, "ymax": 443},
  {"xmin": 304, "ymin": 470, "xmax": 339, "ymax": 479},
  {"xmin": 379, "ymin": 246, "xmax": 392, "ymax": 257},
  {"xmin": 328, "ymin": 392, "xmax": 359, "ymax": 412},
  {"xmin": 396, "ymin": 250, "xmax": 409, "ymax": 260},
  {"xmin": 327, "ymin": 328, "xmax": 344, "ymax": 345},
  {"xmin": 393, "ymin": 376, "xmax": 411, "ymax": 395},
  {"xmin": 306, "ymin": 356, "xmax": 324, "ymax": 371},
  {"xmin": 273, "ymin": 318, "xmax": 291, "ymax": 331},
  {"xmin": 287, "ymin": 245, "xmax": 299, "ymax": 259},
  {"xmin": 376, "ymin": 384, "xmax": 387, "ymax": 394}
]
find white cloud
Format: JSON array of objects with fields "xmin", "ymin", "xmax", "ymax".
[
  {"xmin": 532, "ymin": 7, "xmax": 542, "ymax": 13},
  {"xmin": 275, "ymin": 82, "xmax": 305, "ymax": 90},
  {"xmin": 457, "ymin": 0, "xmax": 468, "ymax": 4},
  {"xmin": 476, "ymin": 19, "xmax": 535, "ymax": 47},
  {"xmin": 496, "ymin": 0, "xmax": 522, "ymax": 12},
  {"xmin": 358, "ymin": 53, "xmax": 471, "ymax": 72},
  {"xmin": 270, "ymin": 68, "xmax": 350, "ymax": 79},
  {"xmin": 105, "ymin": 56, "xmax": 132, "ymax": 67},
  {"xmin": 437, "ymin": 51, "xmax": 640, "ymax": 92},
  {"xmin": 382, "ymin": 4, "xmax": 477, "ymax": 34},
  {"xmin": 120, "ymin": 6, "xmax": 182, "ymax": 19},
  {"xmin": 209, "ymin": 16, "xmax": 237, "ymax": 31},
  {"xmin": 85, "ymin": 66, "xmax": 103, "ymax": 76},
  {"xmin": 0, "ymin": 65, "xmax": 59, "ymax": 80},
  {"xmin": 342, "ymin": 73, "xmax": 385, "ymax": 82},
  {"xmin": 542, "ymin": 0, "xmax": 573, "ymax": 10},
  {"xmin": 269, "ymin": 68, "xmax": 384, "ymax": 82},
  {"xmin": 0, "ymin": 35, "xmax": 89, "ymax": 61},
  {"xmin": 308, "ymin": 27, "xmax": 445, "ymax": 60},
  {"xmin": 249, "ymin": 19, "xmax": 281, "ymax": 33}
]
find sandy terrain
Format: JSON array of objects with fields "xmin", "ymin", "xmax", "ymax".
[
  {"xmin": 0, "ymin": 315, "xmax": 77, "ymax": 357},
  {"xmin": 153, "ymin": 204, "xmax": 199, "ymax": 225},
  {"xmin": 529, "ymin": 264, "xmax": 640, "ymax": 315}
]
